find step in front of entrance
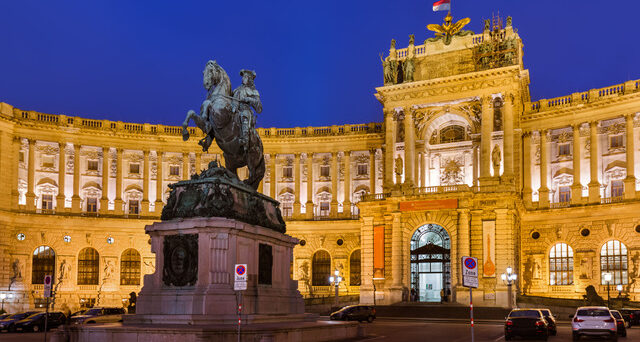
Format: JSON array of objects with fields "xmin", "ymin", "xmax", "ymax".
[{"xmin": 375, "ymin": 305, "xmax": 510, "ymax": 320}]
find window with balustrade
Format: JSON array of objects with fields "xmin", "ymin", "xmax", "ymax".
[
  {"xmin": 600, "ymin": 240, "xmax": 628, "ymax": 285},
  {"xmin": 559, "ymin": 186, "xmax": 571, "ymax": 203},
  {"xmin": 78, "ymin": 247, "xmax": 100, "ymax": 285},
  {"xmin": 549, "ymin": 243, "xmax": 573, "ymax": 285},
  {"xmin": 41, "ymin": 194, "xmax": 53, "ymax": 210},
  {"xmin": 32, "ymin": 246, "xmax": 55, "ymax": 284},
  {"xmin": 312, "ymin": 250, "xmax": 331, "ymax": 286},
  {"xmin": 611, "ymin": 180, "xmax": 624, "ymax": 198},
  {"xmin": 350, "ymin": 249, "xmax": 361, "ymax": 286},
  {"xmin": 86, "ymin": 197, "xmax": 97, "ymax": 213},
  {"xmin": 120, "ymin": 249, "xmax": 141, "ymax": 285}
]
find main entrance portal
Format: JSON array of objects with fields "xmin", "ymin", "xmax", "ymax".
[{"xmin": 410, "ymin": 224, "xmax": 451, "ymax": 302}]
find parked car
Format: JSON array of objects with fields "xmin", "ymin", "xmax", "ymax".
[
  {"xmin": 539, "ymin": 308, "xmax": 557, "ymax": 336},
  {"xmin": 571, "ymin": 306, "xmax": 618, "ymax": 341},
  {"xmin": 14, "ymin": 312, "xmax": 67, "ymax": 332},
  {"xmin": 70, "ymin": 310, "xmax": 86, "ymax": 317},
  {"xmin": 0, "ymin": 314, "xmax": 10, "ymax": 320},
  {"xmin": 0, "ymin": 311, "xmax": 41, "ymax": 332},
  {"xmin": 329, "ymin": 305, "xmax": 376, "ymax": 323},
  {"xmin": 619, "ymin": 308, "xmax": 640, "ymax": 327},
  {"xmin": 70, "ymin": 307, "xmax": 125, "ymax": 324},
  {"xmin": 504, "ymin": 308, "xmax": 549, "ymax": 341},
  {"xmin": 610, "ymin": 310, "xmax": 627, "ymax": 337}
]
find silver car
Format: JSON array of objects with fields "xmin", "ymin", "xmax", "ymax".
[
  {"xmin": 70, "ymin": 307, "xmax": 125, "ymax": 324},
  {"xmin": 571, "ymin": 306, "xmax": 617, "ymax": 341}
]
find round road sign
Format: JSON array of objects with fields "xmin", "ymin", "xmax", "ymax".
[
  {"xmin": 464, "ymin": 258, "xmax": 476, "ymax": 269},
  {"xmin": 236, "ymin": 265, "xmax": 246, "ymax": 276}
]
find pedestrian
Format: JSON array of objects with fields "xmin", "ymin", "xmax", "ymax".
[{"xmin": 440, "ymin": 289, "xmax": 445, "ymax": 303}]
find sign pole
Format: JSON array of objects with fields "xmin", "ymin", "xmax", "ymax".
[
  {"xmin": 44, "ymin": 296, "xmax": 49, "ymax": 341},
  {"xmin": 470, "ymin": 287, "xmax": 474, "ymax": 342},
  {"xmin": 237, "ymin": 292, "xmax": 242, "ymax": 342}
]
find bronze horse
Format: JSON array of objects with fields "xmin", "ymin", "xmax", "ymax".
[{"xmin": 181, "ymin": 60, "xmax": 265, "ymax": 190}]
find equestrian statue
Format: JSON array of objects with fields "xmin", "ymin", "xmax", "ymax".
[{"xmin": 181, "ymin": 60, "xmax": 265, "ymax": 190}]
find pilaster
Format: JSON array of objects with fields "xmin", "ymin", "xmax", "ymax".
[
  {"xmin": 480, "ymin": 96, "xmax": 493, "ymax": 180},
  {"xmin": 12, "ymin": 137, "xmax": 21, "ymax": 210},
  {"xmin": 141, "ymin": 150, "xmax": 150, "ymax": 215},
  {"xmin": 503, "ymin": 93, "xmax": 514, "ymax": 178},
  {"xmin": 624, "ymin": 114, "xmax": 636, "ymax": 199},
  {"xmin": 588, "ymin": 121, "xmax": 601, "ymax": 203},
  {"xmin": 383, "ymin": 110, "xmax": 395, "ymax": 190},
  {"xmin": 369, "ymin": 148, "xmax": 376, "ymax": 194},
  {"xmin": 330, "ymin": 152, "xmax": 339, "ymax": 218},
  {"xmin": 522, "ymin": 132, "xmax": 532, "ymax": 207},
  {"xmin": 293, "ymin": 153, "xmax": 301, "ymax": 217},
  {"xmin": 343, "ymin": 151, "xmax": 351, "ymax": 218},
  {"xmin": 114, "ymin": 148, "xmax": 124, "ymax": 215},
  {"xmin": 571, "ymin": 124, "xmax": 583, "ymax": 204},
  {"xmin": 71, "ymin": 143, "xmax": 81, "ymax": 213},
  {"xmin": 182, "ymin": 152, "xmax": 190, "ymax": 180},
  {"xmin": 539, "ymin": 130, "xmax": 549, "ymax": 208},
  {"xmin": 269, "ymin": 153, "xmax": 276, "ymax": 199},
  {"xmin": 100, "ymin": 146, "xmax": 110, "ymax": 214},
  {"xmin": 56, "ymin": 141, "xmax": 66, "ymax": 211},
  {"xmin": 155, "ymin": 151, "xmax": 164, "ymax": 213},
  {"xmin": 403, "ymin": 107, "xmax": 415, "ymax": 186},
  {"xmin": 305, "ymin": 153, "xmax": 314, "ymax": 219},
  {"xmin": 26, "ymin": 138, "xmax": 36, "ymax": 211}
]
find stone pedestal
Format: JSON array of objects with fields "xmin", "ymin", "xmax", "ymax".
[{"xmin": 128, "ymin": 217, "xmax": 305, "ymax": 325}]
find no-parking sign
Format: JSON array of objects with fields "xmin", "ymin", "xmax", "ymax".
[
  {"xmin": 235, "ymin": 264, "xmax": 247, "ymax": 281},
  {"xmin": 461, "ymin": 256, "xmax": 478, "ymax": 288},
  {"xmin": 44, "ymin": 274, "xmax": 53, "ymax": 297}
]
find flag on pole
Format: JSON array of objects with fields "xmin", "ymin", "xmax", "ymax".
[{"xmin": 432, "ymin": 0, "xmax": 451, "ymax": 12}]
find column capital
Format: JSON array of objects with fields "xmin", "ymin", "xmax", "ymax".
[
  {"xmin": 572, "ymin": 122, "xmax": 585, "ymax": 130},
  {"xmin": 369, "ymin": 147, "xmax": 377, "ymax": 155},
  {"xmin": 503, "ymin": 91, "xmax": 514, "ymax": 103},
  {"xmin": 73, "ymin": 143, "xmax": 80, "ymax": 150},
  {"xmin": 481, "ymin": 95, "xmax": 493, "ymax": 106},
  {"xmin": 143, "ymin": 150, "xmax": 150, "ymax": 156}
]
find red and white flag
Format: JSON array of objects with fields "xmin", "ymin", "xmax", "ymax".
[{"xmin": 432, "ymin": 0, "xmax": 451, "ymax": 12}]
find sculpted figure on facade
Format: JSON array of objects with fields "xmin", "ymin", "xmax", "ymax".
[
  {"xmin": 403, "ymin": 34, "xmax": 416, "ymax": 83},
  {"xmin": 181, "ymin": 60, "xmax": 266, "ymax": 190},
  {"xmin": 491, "ymin": 144, "xmax": 501, "ymax": 173},
  {"xmin": 426, "ymin": 13, "xmax": 473, "ymax": 45},
  {"xmin": 579, "ymin": 256, "xmax": 593, "ymax": 279},
  {"xmin": 299, "ymin": 261, "xmax": 312, "ymax": 295},
  {"xmin": 10, "ymin": 259, "xmax": 23, "ymax": 288},
  {"xmin": 58, "ymin": 258, "xmax": 72, "ymax": 284}
]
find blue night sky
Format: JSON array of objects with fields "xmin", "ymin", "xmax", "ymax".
[{"xmin": 2, "ymin": 1, "xmax": 639, "ymax": 128}]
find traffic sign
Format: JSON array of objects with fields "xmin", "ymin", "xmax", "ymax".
[
  {"xmin": 461, "ymin": 256, "xmax": 478, "ymax": 288},
  {"xmin": 44, "ymin": 275, "xmax": 53, "ymax": 297},
  {"xmin": 235, "ymin": 264, "xmax": 247, "ymax": 282},
  {"xmin": 234, "ymin": 281, "xmax": 247, "ymax": 291}
]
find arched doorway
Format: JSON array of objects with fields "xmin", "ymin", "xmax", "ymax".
[{"xmin": 410, "ymin": 224, "xmax": 451, "ymax": 302}]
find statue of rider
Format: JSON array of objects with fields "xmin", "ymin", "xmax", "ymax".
[{"xmin": 233, "ymin": 69, "xmax": 262, "ymax": 150}]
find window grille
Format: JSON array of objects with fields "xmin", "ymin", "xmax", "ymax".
[
  {"xmin": 120, "ymin": 249, "xmax": 141, "ymax": 285},
  {"xmin": 32, "ymin": 246, "xmax": 55, "ymax": 284},
  {"xmin": 312, "ymin": 250, "xmax": 331, "ymax": 286},
  {"xmin": 549, "ymin": 243, "xmax": 573, "ymax": 285},
  {"xmin": 78, "ymin": 247, "xmax": 99, "ymax": 285},
  {"xmin": 600, "ymin": 240, "xmax": 628, "ymax": 285}
]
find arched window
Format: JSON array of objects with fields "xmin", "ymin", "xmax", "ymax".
[
  {"xmin": 120, "ymin": 249, "xmax": 141, "ymax": 285},
  {"xmin": 600, "ymin": 240, "xmax": 628, "ymax": 285},
  {"xmin": 350, "ymin": 249, "xmax": 361, "ymax": 286},
  {"xmin": 312, "ymin": 250, "xmax": 331, "ymax": 286},
  {"xmin": 32, "ymin": 246, "xmax": 55, "ymax": 284},
  {"xmin": 549, "ymin": 243, "xmax": 573, "ymax": 285},
  {"xmin": 78, "ymin": 247, "xmax": 100, "ymax": 285},
  {"xmin": 439, "ymin": 125, "xmax": 466, "ymax": 143}
]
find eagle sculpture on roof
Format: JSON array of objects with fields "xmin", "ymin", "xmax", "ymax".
[{"xmin": 426, "ymin": 13, "xmax": 473, "ymax": 45}]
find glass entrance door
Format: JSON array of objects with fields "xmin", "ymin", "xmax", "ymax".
[{"xmin": 410, "ymin": 224, "xmax": 451, "ymax": 303}]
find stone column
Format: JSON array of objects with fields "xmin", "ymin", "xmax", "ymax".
[
  {"xmin": 182, "ymin": 152, "xmax": 189, "ymax": 180},
  {"xmin": 503, "ymin": 93, "xmax": 514, "ymax": 178},
  {"xmin": 195, "ymin": 152, "xmax": 201, "ymax": 175},
  {"xmin": 269, "ymin": 154, "xmax": 277, "ymax": 199},
  {"xmin": 423, "ymin": 152, "xmax": 430, "ymax": 187},
  {"xmin": 56, "ymin": 142, "xmax": 66, "ymax": 210},
  {"xmin": 306, "ymin": 153, "xmax": 314, "ymax": 219},
  {"xmin": 417, "ymin": 152, "xmax": 422, "ymax": 187},
  {"xmin": 26, "ymin": 139, "xmax": 36, "ymax": 211},
  {"xmin": 114, "ymin": 148, "xmax": 124, "ymax": 215},
  {"xmin": 369, "ymin": 148, "xmax": 376, "ymax": 194},
  {"xmin": 71, "ymin": 143, "xmax": 81, "ymax": 212},
  {"xmin": 571, "ymin": 124, "xmax": 583, "ymax": 204},
  {"xmin": 100, "ymin": 147, "xmax": 110, "ymax": 214},
  {"xmin": 293, "ymin": 153, "xmax": 301, "ymax": 217},
  {"xmin": 12, "ymin": 137, "xmax": 21, "ymax": 210},
  {"xmin": 539, "ymin": 130, "xmax": 550, "ymax": 208},
  {"xmin": 384, "ymin": 110, "xmax": 395, "ymax": 188},
  {"xmin": 343, "ymin": 151, "xmax": 352, "ymax": 217},
  {"xmin": 404, "ymin": 108, "xmax": 415, "ymax": 186},
  {"xmin": 155, "ymin": 151, "xmax": 164, "ymax": 212},
  {"xmin": 360, "ymin": 217, "xmax": 375, "ymax": 304},
  {"xmin": 142, "ymin": 150, "xmax": 150, "ymax": 215},
  {"xmin": 472, "ymin": 141, "xmax": 480, "ymax": 186},
  {"xmin": 522, "ymin": 132, "xmax": 532, "ymax": 207},
  {"xmin": 624, "ymin": 114, "xmax": 636, "ymax": 199},
  {"xmin": 588, "ymin": 121, "xmax": 601, "ymax": 203},
  {"xmin": 480, "ymin": 96, "xmax": 493, "ymax": 179},
  {"xmin": 330, "ymin": 152, "xmax": 339, "ymax": 218},
  {"xmin": 390, "ymin": 212, "xmax": 403, "ymax": 301},
  {"xmin": 457, "ymin": 209, "xmax": 470, "ymax": 259}
]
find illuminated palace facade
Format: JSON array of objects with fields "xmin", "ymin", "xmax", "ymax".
[{"xmin": 1, "ymin": 16, "xmax": 640, "ymax": 311}]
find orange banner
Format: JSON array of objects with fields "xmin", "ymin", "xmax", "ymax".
[
  {"xmin": 399, "ymin": 199, "xmax": 458, "ymax": 212},
  {"xmin": 373, "ymin": 225, "xmax": 385, "ymax": 279}
]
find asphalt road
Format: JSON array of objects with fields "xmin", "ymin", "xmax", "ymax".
[{"xmin": 2, "ymin": 320, "xmax": 639, "ymax": 342}]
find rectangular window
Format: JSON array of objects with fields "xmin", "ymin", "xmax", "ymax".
[
  {"xmin": 282, "ymin": 166, "xmax": 293, "ymax": 179},
  {"xmin": 42, "ymin": 155, "xmax": 55, "ymax": 168},
  {"xmin": 169, "ymin": 165, "xmax": 180, "ymax": 176},
  {"xmin": 320, "ymin": 165, "xmax": 330, "ymax": 178},
  {"xmin": 611, "ymin": 180, "xmax": 624, "ymax": 198},
  {"xmin": 41, "ymin": 194, "xmax": 53, "ymax": 210},
  {"xmin": 258, "ymin": 244, "xmax": 273, "ymax": 285},
  {"xmin": 129, "ymin": 163, "xmax": 140, "ymax": 174},
  {"xmin": 87, "ymin": 160, "xmax": 98, "ymax": 171},
  {"xmin": 128, "ymin": 200, "xmax": 139, "ymax": 215},
  {"xmin": 610, "ymin": 135, "xmax": 623, "ymax": 149},
  {"xmin": 559, "ymin": 186, "xmax": 571, "ymax": 203},
  {"xmin": 357, "ymin": 163, "xmax": 368, "ymax": 176},
  {"xmin": 87, "ymin": 197, "xmax": 97, "ymax": 213},
  {"xmin": 282, "ymin": 202, "xmax": 293, "ymax": 218},
  {"xmin": 319, "ymin": 202, "xmax": 330, "ymax": 216},
  {"xmin": 558, "ymin": 143, "xmax": 571, "ymax": 156}
]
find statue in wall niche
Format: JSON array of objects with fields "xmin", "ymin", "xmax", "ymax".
[
  {"xmin": 632, "ymin": 252, "xmax": 640, "ymax": 278},
  {"xmin": 523, "ymin": 257, "xmax": 534, "ymax": 293},
  {"xmin": 395, "ymin": 156, "xmax": 404, "ymax": 176},
  {"xmin": 181, "ymin": 60, "xmax": 265, "ymax": 190},
  {"xmin": 9, "ymin": 259, "xmax": 23, "ymax": 289},
  {"xmin": 579, "ymin": 256, "xmax": 593, "ymax": 279},
  {"xmin": 58, "ymin": 259, "xmax": 72, "ymax": 284},
  {"xmin": 532, "ymin": 260, "xmax": 541, "ymax": 280},
  {"xmin": 103, "ymin": 260, "xmax": 115, "ymax": 282},
  {"xmin": 491, "ymin": 145, "xmax": 501, "ymax": 171},
  {"xmin": 299, "ymin": 261, "xmax": 313, "ymax": 295}
]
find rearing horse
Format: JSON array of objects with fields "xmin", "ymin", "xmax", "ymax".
[{"xmin": 181, "ymin": 60, "xmax": 265, "ymax": 190}]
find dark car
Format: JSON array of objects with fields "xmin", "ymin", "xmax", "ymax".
[
  {"xmin": 610, "ymin": 310, "xmax": 627, "ymax": 337},
  {"xmin": 0, "ymin": 314, "xmax": 10, "ymax": 320},
  {"xmin": 329, "ymin": 305, "xmax": 376, "ymax": 323},
  {"xmin": 0, "ymin": 311, "xmax": 40, "ymax": 332},
  {"xmin": 619, "ymin": 309, "xmax": 640, "ymax": 327},
  {"xmin": 14, "ymin": 311, "xmax": 67, "ymax": 332},
  {"xmin": 505, "ymin": 309, "xmax": 549, "ymax": 341},
  {"xmin": 539, "ymin": 309, "xmax": 557, "ymax": 336}
]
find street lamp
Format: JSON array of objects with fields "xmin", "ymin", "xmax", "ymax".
[
  {"xmin": 0, "ymin": 293, "xmax": 10, "ymax": 312},
  {"xmin": 603, "ymin": 272, "xmax": 612, "ymax": 308},
  {"xmin": 501, "ymin": 266, "xmax": 517, "ymax": 309},
  {"xmin": 616, "ymin": 284, "xmax": 623, "ymax": 298},
  {"xmin": 329, "ymin": 269, "xmax": 342, "ymax": 307}
]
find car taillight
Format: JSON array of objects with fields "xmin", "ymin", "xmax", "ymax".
[
  {"xmin": 573, "ymin": 317, "xmax": 584, "ymax": 323},
  {"xmin": 604, "ymin": 318, "xmax": 614, "ymax": 323},
  {"xmin": 506, "ymin": 320, "xmax": 513, "ymax": 326},
  {"xmin": 631, "ymin": 314, "xmax": 634, "ymax": 319},
  {"xmin": 535, "ymin": 320, "xmax": 545, "ymax": 327}
]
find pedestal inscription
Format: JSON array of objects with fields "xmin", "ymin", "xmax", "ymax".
[{"xmin": 163, "ymin": 234, "xmax": 198, "ymax": 287}]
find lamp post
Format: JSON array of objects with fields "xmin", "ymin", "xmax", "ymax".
[
  {"xmin": 0, "ymin": 294, "xmax": 5, "ymax": 312},
  {"xmin": 329, "ymin": 269, "xmax": 342, "ymax": 308},
  {"xmin": 501, "ymin": 266, "xmax": 517, "ymax": 309},
  {"xmin": 603, "ymin": 273, "xmax": 612, "ymax": 308}
]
